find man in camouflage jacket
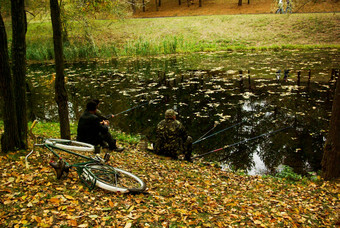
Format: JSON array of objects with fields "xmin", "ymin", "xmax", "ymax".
[{"xmin": 154, "ymin": 109, "xmax": 192, "ymax": 162}]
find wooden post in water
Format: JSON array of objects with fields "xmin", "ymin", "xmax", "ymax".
[
  {"xmin": 297, "ymin": 71, "xmax": 301, "ymax": 86},
  {"xmin": 248, "ymin": 70, "xmax": 251, "ymax": 90},
  {"xmin": 239, "ymin": 70, "xmax": 244, "ymax": 91},
  {"xmin": 331, "ymin": 69, "xmax": 335, "ymax": 81},
  {"xmin": 307, "ymin": 69, "xmax": 311, "ymax": 91}
]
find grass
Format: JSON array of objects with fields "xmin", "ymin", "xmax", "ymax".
[{"xmin": 4, "ymin": 13, "xmax": 340, "ymax": 61}]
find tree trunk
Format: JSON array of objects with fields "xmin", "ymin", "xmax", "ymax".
[
  {"xmin": 0, "ymin": 12, "xmax": 21, "ymax": 152},
  {"xmin": 130, "ymin": 0, "xmax": 136, "ymax": 13},
  {"xmin": 11, "ymin": 0, "xmax": 28, "ymax": 149},
  {"xmin": 322, "ymin": 77, "xmax": 340, "ymax": 180},
  {"xmin": 199, "ymin": 0, "xmax": 202, "ymax": 7},
  {"xmin": 50, "ymin": 0, "xmax": 71, "ymax": 139},
  {"xmin": 238, "ymin": 0, "xmax": 242, "ymax": 6}
]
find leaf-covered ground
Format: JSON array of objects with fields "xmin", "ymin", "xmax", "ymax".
[{"xmin": 0, "ymin": 141, "xmax": 339, "ymax": 227}]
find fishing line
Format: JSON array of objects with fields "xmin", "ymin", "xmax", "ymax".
[
  {"xmin": 193, "ymin": 119, "xmax": 246, "ymax": 145},
  {"xmin": 106, "ymin": 101, "xmax": 149, "ymax": 118},
  {"xmin": 192, "ymin": 125, "xmax": 293, "ymax": 159}
]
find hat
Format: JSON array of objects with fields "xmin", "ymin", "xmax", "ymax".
[{"xmin": 165, "ymin": 109, "xmax": 178, "ymax": 119}]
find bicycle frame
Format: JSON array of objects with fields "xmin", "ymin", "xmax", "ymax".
[
  {"xmin": 26, "ymin": 142, "xmax": 97, "ymax": 168},
  {"xmin": 26, "ymin": 141, "xmax": 108, "ymax": 190},
  {"xmin": 26, "ymin": 123, "xmax": 146, "ymax": 193}
]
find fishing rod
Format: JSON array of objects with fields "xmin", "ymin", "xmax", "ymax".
[
  {"xmin": 193, "ymin": 119, "xmax": 246, "ymax": 145},
  {"xmin": 192, "ymin": 125, "xmax": 293, "ymax": 159},
  {"xmin": 194, "ymin": 121, "xmax": 219, "ymax": 143},
  {"xmin": 105, "ymin": 101, "xmax": 149, "ymax": 118}
]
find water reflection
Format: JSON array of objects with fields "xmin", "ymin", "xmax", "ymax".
[{"xmin": 21, "ymin": 50, "xmax": 340, "ymax": 175}]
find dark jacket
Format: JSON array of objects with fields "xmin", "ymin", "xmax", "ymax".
[{"xmin": 77, "ymin": 110, "xmax": 109, "ymax": 146}]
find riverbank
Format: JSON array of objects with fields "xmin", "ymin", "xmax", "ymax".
[
  {"xmin": 5, "ymin": 13, "xmax": 339, "ymax": 61},
  {"xmin": 0, "ymin": 121, "xmax": 339, "ymax": 227}
]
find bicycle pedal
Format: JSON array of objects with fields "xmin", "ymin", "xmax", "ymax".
[
  {"xmin": 49, "ymin": 159, "xmax": 65, "ymax": 179},
  {"xmin": 93, "ymin": 155, "xmax": 105, "ymax": 163},
  {"xmin": 104, "ymin": 153, "xmax": 110, "ymax": 162}
]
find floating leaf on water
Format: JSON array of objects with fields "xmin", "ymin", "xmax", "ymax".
[
  {"xmin": 227, "ymin": 70, "xmax": 237, "ymax": 74},
  {"xmin": 242, "ymin": 92, "xmax": 255, "ymax": 99},
  {"xmin": 280, "ymin": 92, "xmax": 292, "ymax": 97},
  {"xmin": 207, "ymin": 103, "xmax": 220, "ymax": 108},
  {"xmin": 255, "ymin": 79, "xmax": 270, "ymax": 82},
  {"xmin": 193, "ymin": 70, "xmax": 206, "ymax": 76},
  {"xmin": 211, "ymin": 66, "xmax": 224, "ymax": 71},
  {"xmin": 216, "ymin": 113, "xmax": 231, "ymax": 121},
  {"xmin": 315, "ymin": 100, "xmax": 325, "ymax": 103},
  {"xmin": 178, "ymin": 102, "xmax": 188, "ymax": 106},
  {"xmin": 296, "ymin": 112, "xmax": 306, "ymax": 116}
]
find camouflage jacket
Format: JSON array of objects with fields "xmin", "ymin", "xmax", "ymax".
[{"xmin": 154, "ymin": 119, "xmax": 188, "ymax": 158}]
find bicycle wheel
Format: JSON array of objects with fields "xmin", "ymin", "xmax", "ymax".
[
  {"xmin": 82, "ymin": 163, "xmax": 146, "ymax": 193},
  {"xmin": 45, "ymin": 139, "xmax": 95, "ymax": 152}
]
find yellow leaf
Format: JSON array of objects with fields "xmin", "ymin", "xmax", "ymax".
[
  {"xmin": 8, "ymin": 177, "xmax": 15, "ymax": 183},
  {"xmin": 69, "ymin": 220, "xmax": 77, "ymax": 227},
  {"xmin": 33, "ymin": 216, "xmax": 42, "ymax": 223},
  {"xmin": 124, "ymin": 222, "xmax": 132, "ymax": 228},
  {"xmin": 127, "ymin": 206, "xmax": 135, "ymax": 212},
  {"xmin": 109, "ymin": 200, "xmax": 114, "ymax": 207},
  {"xmin": 50, "ymin": 197, "xmax": 60, "ymax": 204},
  {"xmin": 254, "ymin": 220, "xmax": 261, "ymax": 225},
  {"xmin": 65, "ymin": 195, "xmax": 74, "ymax": 200}
]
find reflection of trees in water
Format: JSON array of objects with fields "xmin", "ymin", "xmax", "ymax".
[{"xmin": 220, "ymin": 103, "xmax": 255, "ymax": 172}]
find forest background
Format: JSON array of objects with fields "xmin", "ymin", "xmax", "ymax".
[{"xmin": 1, "ymin": 0, "xmax": 340, "ymax": 61}]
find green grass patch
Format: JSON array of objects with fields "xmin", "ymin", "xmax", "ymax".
[{"xmin": 4, "ymin": 13, "xmax": 339, "ymax": 61}]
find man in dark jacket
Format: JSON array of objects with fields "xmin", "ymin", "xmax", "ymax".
[
  {"xmin": 154, "ymin": 109, "xmax": 192, "ymax": 162},
  {"xmin": 77, "ymin": 101, "xmax": 124, "ymax": 152},
  {"xmin": 92, "ymin": 99, "xmax": 114, "ymax": 122}
]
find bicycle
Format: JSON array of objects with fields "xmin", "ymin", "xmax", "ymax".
[{"xmin": 25, "ymin": 137, "xmax": 146, "ymax": 193}]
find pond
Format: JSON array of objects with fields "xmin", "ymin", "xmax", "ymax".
[{"xmin": 23, "ymin": 49, "xmax": 339, "ymax": 175}]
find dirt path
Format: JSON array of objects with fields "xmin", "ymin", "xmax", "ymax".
[{"xmin": 133, "ymin": 0, "xmax": 340, "ymax": 18}]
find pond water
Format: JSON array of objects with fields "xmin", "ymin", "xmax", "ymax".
[{"xmin": 24, "ymin": 49, "xmax": 339, "ymax": 175}]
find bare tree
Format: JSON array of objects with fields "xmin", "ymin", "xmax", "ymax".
[
  {"xmin": 0, "ymin": 11, "xmax": 21, "ymax": 152},
  {"xmin": 322, "ymin": 77, "xmax": 340, "ymax": 180},
  {"xmin": 11, "ymin": 0, "xmax": 28, "ymax": 149},
  {"xmin": 50, "ymin": 0, "xmax": 71, "ymax": 139}
]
